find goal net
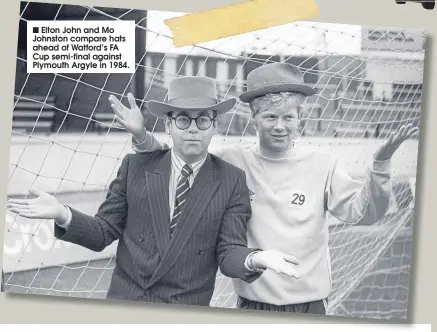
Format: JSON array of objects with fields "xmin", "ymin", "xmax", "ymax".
[{"xmin": 4, "ymin": 4, "xmax": 423, "ymax": 321}]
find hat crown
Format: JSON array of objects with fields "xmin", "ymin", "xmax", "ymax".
[
  {"xmin": 246, "ymin": 63, "xmax": 305, "ymax": 91},
  {"xmin": 147, "ymin": 76, "xmax": 237, "ymax": 118},
  {"xmin": 167, "ymin": 76, "xmax": 218, "ymax": 104}
]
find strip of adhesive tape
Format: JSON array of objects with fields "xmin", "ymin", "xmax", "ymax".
[{"xmin": 165, "ymin": 0, "xmax": 320, "ymax": 47}]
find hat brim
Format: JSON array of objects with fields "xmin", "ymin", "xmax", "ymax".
[
  {"xmin": 239, "ymin": 84, "xmax": 316, "ymax": 103},
  {"xmin": 147, "ymin": 98, "xmax": 237, "ymax": 118}
]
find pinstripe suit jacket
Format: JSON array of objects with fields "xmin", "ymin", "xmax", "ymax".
[{"xmin": 54, "ymin": 149, "xmax": 260, "ymax": 306}]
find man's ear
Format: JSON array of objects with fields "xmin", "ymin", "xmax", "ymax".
[
  {"xmin": 212, "ymin": 117, "xmax": 220, "ymax": 134},
  {"xmin": 252, "ymin": 117, "xmax": 259, "ymax": 133},
  {"xmin": 298, "ymin": 104, "xmax": 305, "ymax": 121},
  {"xmin": 163, "ymin": 115, "xmax": 171, "ymax": 134}
]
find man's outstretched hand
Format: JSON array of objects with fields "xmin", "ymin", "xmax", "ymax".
[
  {"xmin": 251, "ymin": 249, "xmax": 300, "ymax": 279},
  {"xmin": 374, "ymin": 123, "xmax": 419, "ymax": 161},
  {"xmin": 6, "ymin": 188, "xmax": 67, "ymax": 222},
  {"xmin": 109, "ymin": 93, "xmax": 147, "ymax": 142}
]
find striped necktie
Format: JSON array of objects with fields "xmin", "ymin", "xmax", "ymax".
[{"xmin": 170, "ymin": 164, "xmax": 193, "ymax": 237}]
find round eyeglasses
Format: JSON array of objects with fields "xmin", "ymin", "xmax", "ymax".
[{"xmin": 170, "ymin": 114, "xmax": 215, "ymax": 130}]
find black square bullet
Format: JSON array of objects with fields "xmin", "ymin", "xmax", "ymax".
[{"xmin": 33, "ymin": 27, "xmax": 39, "ymax": 33}]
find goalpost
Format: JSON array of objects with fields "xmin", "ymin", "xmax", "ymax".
[{"xmin": 4, "ymin": 4, "xmax": 423, "ymax": 320}]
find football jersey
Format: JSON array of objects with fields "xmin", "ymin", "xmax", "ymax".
[{"xmin": 213, "ymin": 143, "xmax": 391, "ymax": 305}]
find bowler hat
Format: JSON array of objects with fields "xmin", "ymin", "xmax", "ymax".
[
  {"xmin": 147, "ymin": 76, "xmax": 236, "ymax": 118},
  {"xmin": 239, "ymin": 63, "xmax": 316, "ymax": 103}
]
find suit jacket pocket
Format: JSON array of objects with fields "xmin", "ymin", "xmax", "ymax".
[{"xmin": 107, "ymin": 271, "xmax": 142, "ymax": 301}]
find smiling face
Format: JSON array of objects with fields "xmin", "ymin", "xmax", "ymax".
[
  {"xmin": 165, "ymin": 109, "xmax": 218, "ymax": 163},
  {"xmin": 250, "ymin": 92, "xmax": 304, "ymax": 153}
]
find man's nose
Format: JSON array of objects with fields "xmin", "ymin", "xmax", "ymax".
[
  {"xmin": 273, "ymin": 118, "xmax": 286, "ymax": 130},
  {"xmin": 187, "ymin": 119, "xmax": 199, "ymax": 133}
]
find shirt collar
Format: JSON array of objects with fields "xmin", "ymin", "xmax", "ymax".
[{"xmin": 171, "ymin": 149, "xmax": 207, "ymax": 176}]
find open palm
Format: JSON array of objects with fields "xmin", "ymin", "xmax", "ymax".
[
  {"xmin": 374, "ymin": 123, "xmax": 419, "ymax": 161},
  {"xmin": 7, "ymin": 188, "xmax": 62, "ymax": 220},
  {"xmin": 109, "ymin": 93, "xmax": 145, "ymax": 138},
  {"xmin": 252, "ymin": 249, "xmax": 300, "ymax": 279}
]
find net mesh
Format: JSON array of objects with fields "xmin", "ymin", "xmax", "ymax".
[{"xmin": 3, "ymin": 3, "xmax": 423, "ymax": 320}]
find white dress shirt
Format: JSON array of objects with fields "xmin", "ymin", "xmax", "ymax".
[{"xmin": 169, "ymin": 150, "xmax": 206, "ymax": 219}]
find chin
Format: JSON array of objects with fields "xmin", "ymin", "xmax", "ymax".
[
  {"xmin": 184, "ymin": 147, "xmax": 204, "ymax": 156},
  {"xmin": 268, "ymin": 140, "xmax": 291, "ymax": 150},
  {"xmin": 271, "ymin": 146, "xmax": 287, "ymax": 152}
]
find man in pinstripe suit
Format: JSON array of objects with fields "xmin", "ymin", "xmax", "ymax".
[{"xmin": 6, "ymin": 76, "xmax": 300, "ymax": 306}]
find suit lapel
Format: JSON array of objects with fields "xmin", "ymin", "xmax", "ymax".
[
  {"xmin": 145, "ymin": 150, "xmax": 171, "ymax": 258},
  {"xmin": 146, "ymin": 154, "xmax": 220, "ymax": 289}
]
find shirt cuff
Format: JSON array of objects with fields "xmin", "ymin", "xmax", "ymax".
[
  {"xmin": 132, "ymin": 131, "xmax": 147, "ymax": 146},
  {"xmin": 372, "ymin": 158, "xmax": 391, "ymax": 173},
  {"xmin": 55, "ymin": 205, "xmax": 72, "ymax": 229},
  {"xmin": 244, "ymin": 250, "xmax": 265, "ymax": 273}
]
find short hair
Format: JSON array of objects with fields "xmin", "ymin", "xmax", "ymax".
[{"xmin": 248, "ymin": 92, "xmax": 306, "ymax": 118}]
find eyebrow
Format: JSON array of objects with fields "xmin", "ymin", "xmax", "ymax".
[
  {"xmin": 176, "ymin": 111, "xmax": 210, "ymax": 117},
  {"xmin": 261, "ymin": 112, "xmax": 294, "ymax": 116}
]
